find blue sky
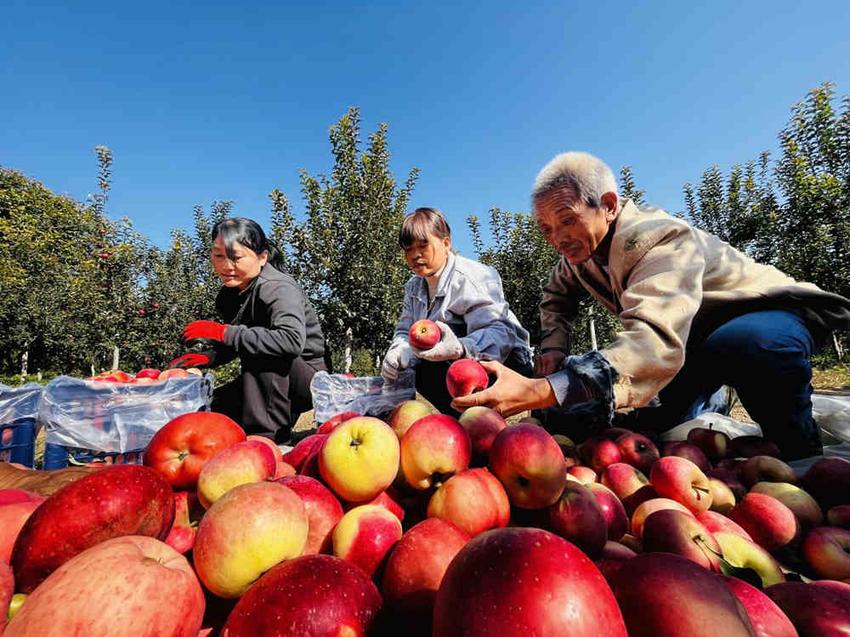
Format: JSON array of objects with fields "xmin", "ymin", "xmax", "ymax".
[{"xmin": 2, "ymin": 0, "xmax": 849, "ymax": 257}]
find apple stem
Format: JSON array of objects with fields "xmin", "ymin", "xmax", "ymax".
[
  {"xmin": 349, "ymin": 439, "xmax": 361, "ymax": 448},
  {"xmin": 693, "ymin": 486, "xmax": 711, "ymax": 500}
]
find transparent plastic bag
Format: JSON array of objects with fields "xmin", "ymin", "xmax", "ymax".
[
  {"xmin": 0, "ymin": 382, "xmax": 43, "ymax": 424},
  {"xmin": 39, "ymin": 374, "xmax": 214, "ymax": 453},
  {"xmin": 310, "ymin": 370, "xmax": 417, "ymax": 425},
  {"xmin": 812, "ymin": 394, "xmax": 850, "ymax": 444}
]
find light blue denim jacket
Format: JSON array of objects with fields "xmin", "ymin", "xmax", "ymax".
[{"xmin": 388, "ymin": 252, "xmax": 532, "ymax": 366}]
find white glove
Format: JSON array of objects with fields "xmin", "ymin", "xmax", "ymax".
[
  {"xmin": 381, "ymin": 342, "xmax": 414, "ymax": 382},
  {"xmin": 414, "ymin": 321, "xmax": 464, "ymax": 362}
]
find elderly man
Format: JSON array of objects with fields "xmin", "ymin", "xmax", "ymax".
[{"xmin": 453, "ymin": 151, "xmax": 850, "ymax": 459}]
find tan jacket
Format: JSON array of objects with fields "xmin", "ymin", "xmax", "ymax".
[{"xmin": 540, "ymin": 200, "xmax": 850, "ymax": 410}]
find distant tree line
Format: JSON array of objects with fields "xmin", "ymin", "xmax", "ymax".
[{"xmin": 1, "ymin": 84, "xmax": 848, "ymax": 380}]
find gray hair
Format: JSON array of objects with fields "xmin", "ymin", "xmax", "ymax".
[{"xmin": 532, "ymin": 151, "xmax": 618, "ymax": 208}]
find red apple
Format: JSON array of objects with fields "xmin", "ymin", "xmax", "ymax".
[
  {"xmin": 729, "ymin": 493, "xmax": 798, "ymax": 551},
  {"xmin": 0, "ymin": 500, "xmax": 44, "ymax": 564},
  {"xmin": 567, "ymin": 465, "xmax": 598, "ymax": 484},
  {"xmin": 729, "ymin": 436, "xmax": 782, "ymax": 459},
  {"xmin": 445, "ymin": 359, "xmax": 489, "ymax": 398},
  {"xmin": 609, "ymin": 552, "xmax": 755, "ymax": 637},
  {"xmin": 828, "ymin": 504, "xmax": 850, "ymax": 529},
  {"xmin": 630, "ymin": 498, "xmax": 694, "ymax": 540},
  {"xmin": 333, "ymin": 505, "xmax": 403, "ymax": 578},
  {"xmin": 458, "ymin": 406, "xmax": 506, "ymax": 462},
  {"xmin": 697, "ymin": 510, "xmax": 754, "ymax": 542},
  {"xmin": 135, "ymin": 368, "xmax": 162, "ymax": 380},
  {"xmin": 650, "ymin": 455, "xmax": 713, "ymax": 514},
  {"xmin": 687, "ymin": 426, "xmax": 731, "ymax": 461},
  {"xmin": 317, "ymin": 410, "xmax": 360, "ymax": 435},
  {"xmin": 547, "ymin": 481, "xmax": 608, "ymax": 558},
  {"xmin": 722, "ymin": 576, "xmax": 797, "ymax": 637},
  {"xmin": 355, "ymin": 488, "xmax": 406, "ymax": 523},
  {"xmin": 11, "ymin": 465, "xmax": 174, "ymax": 593},
  {"xmin": 381, "ymin": 518, "xmax": 469, "ymax": 628},
  {"xmin": 277, "ymin": 475, "xmax": 344, "ymax": 554},
  {"xmin": 387, "ymin": 401, "xmax": 435, "ymax": 439},
  {"xmin": 409, "ymin": 319, "xmax": 442, "ymax": 349},
  {"xmin": 5, "ymin": 536, "xmax": 204, "ymax": 637},
  {"xmin": 433, "ymin": 527, "xmax": 627, "ymax": 636},
  {"xmin": 164, "ymin": 490, "xmax": 201, "ymax": 555},
  {"xmin": 158, "ymin": 367, "xmax": 190, "ymax": 380},
  {"xmin": 740, "ymin": 456, "xmax": 798, "ymax": 488},
  {"xmin": 579, "ymin": 437, "xmax": 623, "ymax": 473},
  {"xmin": 801, "ymin": 457, "xmax": 850, "ymax": 510},
  {"xmin": 246, "ymin": 434, "xmax": 283, "ymax": 463},
  {"xmin": 595, "ymin": 541, "xmax": 637, "ymax": 582},
  {"xmin": 196, "ymin": 440, "xmax": 277, "ymax": 508},
  {"xmin": 662, "ymin": 441, "xmax": 711, "ymax": 473},
  {"xmin": 750, "ymin": 482, "xmax": 823, "ymax": 528},
  {"xmin": 641, "ymin": 508, "xmax": 721, "ymax": 571},
  {"xmin": 765, "ymin": 581, "xmax": 850, "ymax": 636},
  {"xmin": 802, "ymin": 526, "xmax": 850, "ymax": 580},
  {"xmin": 193, "ymin": 481, "xmax": 308, "ymax": 598},
  {"xmin": 615, "ymin": 432, "xmax": 659, "ymax": 474},
  {"xmin": 0, "ymin": 561, "xmax": 12, "ymax": 627},
  {"xmin": 399, "ymin": 414, "xmax": 471, "ymax": 490},
  {"xmin": 0, "ymin": 489, "xmax": 43, "ymax": 507},
  {"xmin": 489, "ymin": 423, "xmax": 566, "ymax": 509},
  {"xmin": 281, "ymin": 433, "xmax": 327, "ymax": 473},
  {"xmin": 601, "ymin": 463, "xmax": 651, "ymax": 500},
  {"xmin": 220, "ymin": 554, "xmax": 382, "ymax": 636},
  {"xmin": 427, "ymin": 468, "xmax": 509, "ymax": 537},
  {"xmin": 144, "ymin": 411, "xmax": 246, "ymax": 489},
  {"xmin": 589, "ymin": 482, "xmax": 629, "ymax": 542},
  {"xmin": 319, "ymin": 417, "xmax": 400, "ymax": 502}
]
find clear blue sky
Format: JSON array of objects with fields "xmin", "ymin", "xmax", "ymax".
[{"xmin": 2, "ymin": 0, "xmax": 849, "ymax": 257}]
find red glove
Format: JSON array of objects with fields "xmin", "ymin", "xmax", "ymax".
[
  {"xmin": 167, "ymin": 352, "xmax": 213, "ymax": 369},
  {"xmin": 183, "ymin": 320, "xmax": 228, "ymax": 344}
]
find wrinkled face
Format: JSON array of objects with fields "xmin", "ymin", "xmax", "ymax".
[
  {"xmin": 403, "ymin": 233, "xmax": 451, "ymax": 277},
  {"xmin": 211, "ymin": 237, "xmax": 268, "ymax": 290},
  {"xmin": 534, "ymin": 185, "xmax": 618, "ymax": 265}
]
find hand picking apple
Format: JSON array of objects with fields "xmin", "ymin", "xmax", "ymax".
[{"xmin": 451, "ymin": 359, "xmax": 557, "ymax": 416}]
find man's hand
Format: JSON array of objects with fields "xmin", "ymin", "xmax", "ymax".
[
  {"xmin": 183, "ymin": 320, "xmax": 228, "ymax": 344},
  {"xmin": 534, "ymin": 350, "xmax": 566, "ymax": 377},
  {"xmin": 450, "ymin": 360, "xmax": 558, "ymax": 417},
  {"xmin": 167, "ymin": 352, "xmax": 214, "ymax": 369},
  {"xmin": 414, "ymin": 321, "xmax": 463, "ymax": 362}
]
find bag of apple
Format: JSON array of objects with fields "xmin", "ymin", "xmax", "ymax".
[
  {"xmin": 310, "ymin": 370, "xmax": 416, "ymax": 424},
  {"xmin": 38, "ymin": 372, "xmax": 214, "ymax": 455}
]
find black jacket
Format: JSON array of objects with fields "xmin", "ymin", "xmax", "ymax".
[{"xmin": 216, "ymin": 263, "xmax": 325, "ymax": 366}]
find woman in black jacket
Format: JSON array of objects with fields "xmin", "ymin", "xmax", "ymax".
[{"xmin": 169, "ymin": 218, "xmax": 328, "ymax": 443}]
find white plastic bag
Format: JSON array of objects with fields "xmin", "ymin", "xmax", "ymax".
[
  {"xmin": 310, "ymin": 370, "xmax": 416, "ymax": 425},
  {"xmin": 40, "ymin": 374, "xmax": 214, "ymax": 453},
  {"xmin": 812, "ymin": 394, "xmax": 850, "ymax": 444},
  {"xmin": 659, "ymin": 412, "xmax": 763, "ymax": 442}
]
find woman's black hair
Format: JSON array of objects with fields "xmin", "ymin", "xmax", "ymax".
[
  {"xmin": 211, "ymin": 217, "xmax": 285, "ymax": 270},
  {"xmin": 399, "ymin": 207, "xmax": 452, "ymax": 249}
]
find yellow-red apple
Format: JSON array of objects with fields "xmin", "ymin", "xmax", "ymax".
[
  {"xmin": 714, "ymin": 532, "xmax": 786, "ymax": 588},
  {"xmin": 458, "ymin": 406, "xmax": 506, "ymax": 462},
  {"xmin": 427, "ymin": 468, "xmax": 509, "ymax": 537},
  {"xmin": 489, "ymin": 423, "xmax": 566, "ymax": 509},
  {"xmin": 196, "ymin": 440, "xmax": 276, "ymax": 509},
  {"xmin": 277, "ymin": 475, "xmax": 344, "ymax": 555},
  {"xmin": 399, "ymin": 414, "xmax": 471, "ymax": 490},
  {"xmin": 650, "ymin": 456, "xmax": 713, "ymax": 514},
  {"xmin": 750, "ymin": 481, "xmax": 823, "ymax": 528},
  {"xmin": 332, "ymin": 505, "xmax": 403, "ymax": 578},
  {"xmin": 729, "ymin": 493, "xmax": 798, "ymax": 551},
  {"xmin": 802, "ymin": 526, "xmax": 850, "ymax": 580},
  {"xmin": 387, "ymin": 401, "xmax": 435, "ymax": 439}
]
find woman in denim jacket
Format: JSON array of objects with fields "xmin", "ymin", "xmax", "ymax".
[{"xmin": 381, "ymin": 208, "xmax": 532, "ymax": 414}]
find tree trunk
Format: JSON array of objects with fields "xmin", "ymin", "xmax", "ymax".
[
  {"xmin": 834, "ymin": 332, "xmax": 845, "ymax": 362},
  {"xmin": 344, "ymin": 328, "xmax": 353, "ymax": 374},
  {"xmin": 589, "ymin": 307, "xmax": 598, "ymax": 351},
  {"xmin": 112, "ymin": 345, "xmax": 120, "ymax": 371},
  {"xmin": 20, "ymin": 347, "xmax": 28, "ymax": 380}
]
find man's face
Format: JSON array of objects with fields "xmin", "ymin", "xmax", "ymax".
[{"xmin": 534, "ymin": 185, "xmax": 618, "ymax": 265}]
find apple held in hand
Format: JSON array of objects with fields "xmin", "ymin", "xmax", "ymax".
[
  {"xmin": 144, "ymin": 411, "xmax": 246, "ymax": 490},
  {"xmin": 400, "ymin": 414, "xmax": 471, "ymax": 490},
  {"xmin": 11, "ymin": 465, "xmax": 175, "ymax": 593},
  {"xmin": 409, "ymin": 319, "xmax": 442, "ymax": 349},
  {"xmin": 319, "ymin": 417, "xmax": 400, "ymax": 503},
  {"xmin": 489, "ymin": 423, "xmax": 567, "ymax": 509},
  {"xmin": 433, "ymin": 527, "xmax": 627, "ymax": 637},
  {"xmin": 193, "ymin": 481, "xmax": 308, "ymax": 598},
  {"xmin": 333, "ymin": 505, "xmax": 403, "ymax": 578},
  {"xmin": 650, "ymin": 456, "xmax": 713, "ymax": 514},
  {"xmin": 427, "ymin": 468, "xmax": 509, "ymax": 537},
  {"xmin": 220, "ymin": 555, "xmax": 382, "ymax": 637},
  {"xmin": 196, "ymin": 440, "xmax": 277, "ymax": 509},
  {"xmin": 5, "ymin": 536, "xmax": 205, "ymax": 637},
  {"xmin": 446, "ymin": 359, "xmax": 489, "ymax": 398}
]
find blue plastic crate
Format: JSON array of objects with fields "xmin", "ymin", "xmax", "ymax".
[
  {"xmin": 0, "ymin": 417, "xmax": 37, "ymax": 467},
  {"xmin": 43, "ymin": 443, "xmax": 145, "ymax": 469}
]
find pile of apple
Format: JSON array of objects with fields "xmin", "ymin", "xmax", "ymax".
[
  {"xmin": 87, "ymin": 367, "xmax": 202, "ymax": 384},
  {"xmin": 1, "ymin": 350, "xmax": 850, "ymax": 634}
]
